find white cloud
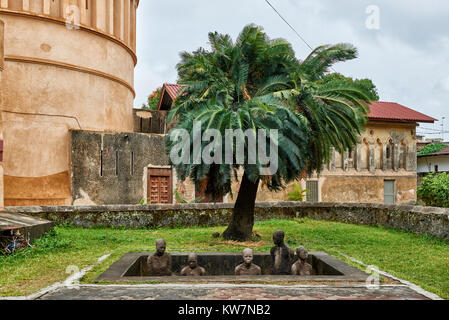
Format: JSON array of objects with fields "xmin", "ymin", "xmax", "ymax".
[{"xmin": 442, "ymin": 77, "xmax": 449, "ymax": 92}]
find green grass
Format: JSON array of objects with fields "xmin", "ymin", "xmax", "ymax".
[{"xmin": 1, "ymin": 219, "xmax": 448, "ymax": 299}]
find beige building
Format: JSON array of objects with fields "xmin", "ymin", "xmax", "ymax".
[
  {"xmin": 0, "ymin": 0, "xmax": 139, "ymax": 207},
  {"xmin": 255, "ymin": 109, "xmax": 434, "ymax": 205}
]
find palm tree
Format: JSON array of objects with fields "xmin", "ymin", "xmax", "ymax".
[{"xmin": 166, "ymin": 24, "xmax": 375, "ymax": 241}]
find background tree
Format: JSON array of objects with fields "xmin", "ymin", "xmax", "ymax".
[
  {"xmin": 418, "ymin": 143, "xmax": 448, "ymax": 156},
  {"xmin": 317, "ymin": 73, "xmax": 379, "ymax": 101},
  {"xmin": 166, "ymin": 24, "xmax": 375, "ymax": 241},
  {"xmin": 142, "ymin": 87, "xmax": 162, "ymax": 110}
]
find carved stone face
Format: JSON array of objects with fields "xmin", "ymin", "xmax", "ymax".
[
  {"xmin": 297, "ymin": 247, "xmax": 308, "ymax": 260},
  {"xmin": 156, "ymin": 239, "xmax": 166, "ymax": 256},
  {"xmin": 187, "ymin": 254, "xmax": 198, "ymax": 269},
  {"xmin": 243, "ymin": 249, "xmax": 254, "ymax": 266},
  {"xmin": 273, "ymin": 230, "xmax": 285, "ymax": 246}
]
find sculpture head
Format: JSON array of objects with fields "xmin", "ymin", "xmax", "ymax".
[
  {"xmin": 273, "ymin": 230, "xmax": 285, "ymax": 246},
  {"xmin": 155, "ymin": 239, "xmax": 166, "ymax": 256},
  {"xmin": 187, "ymin": 253, "xmax": 198, "ymax": 269},
  {"xmin": 242, "ymin": 248, "xmax": 254, "ymax": 266},
  {"xmin": 296, "ymin": 246, "xmax": 308, "ymax": 261}
]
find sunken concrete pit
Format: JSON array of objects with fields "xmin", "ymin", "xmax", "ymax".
[{"xmin": 96, "ymin": 252, "xmax": 369, "ymax": 283}]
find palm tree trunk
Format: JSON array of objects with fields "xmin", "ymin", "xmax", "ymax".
[{"xmin": 222, "ymin": 172, "xmax": 260, "ymax": 241}]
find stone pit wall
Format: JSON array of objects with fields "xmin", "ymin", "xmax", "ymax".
[{"xmin": 6, "ymin": 202, "xmax": 449, "ymax": 242}]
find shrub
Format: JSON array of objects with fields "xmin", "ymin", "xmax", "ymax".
[
  {"xmin": 287, "ymin": 184, "xmax": 309, "ymax": 202},
  {"xmin": 417, "ymin": 173, "xmax": 449, "ymax": 208}
]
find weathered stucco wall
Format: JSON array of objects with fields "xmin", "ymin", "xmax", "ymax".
[
  {"xmin": 418, "ymin": 155, "xmax": 449, "ymax": 173},
  {"xmin": 320, "ymin": 176, "xmax": 416, "ymax": 204},
  {"xmin": 0, "ymin": 1, "xmax": 139, "ymax": 206},
  {"xmin": 71, "ymin": 130, "xmax": 170, "ymax": 205},
  {"xmin": 6, "ymin": 202, "xmax": 449, "ymax": 242}
]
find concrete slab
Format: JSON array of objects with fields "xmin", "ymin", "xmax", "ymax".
[{"xmin": 0, "ymin": 212, "xmax": 54, "ymax": 242}]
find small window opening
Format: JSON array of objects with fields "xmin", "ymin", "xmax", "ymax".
[
  {"xmin": 131, "ymin": 152, "xmax": 134, "ymax": 175},
  {"xmin": 100, "ymin": 150, "xmax": 104, "ymax": 177},
  {"xmin": 115, "ymin": 151, "xmax": 119, "ymax": 176}
]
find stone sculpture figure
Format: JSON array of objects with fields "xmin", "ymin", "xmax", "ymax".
[
  {"xmin": 270, "ymin": 230, "xmax": 294, "ymax": 275},
  {"xmin": 147, "ymin": 239, "xmax": 172, "ymax": 276},
  {"xmin": 291, "ymin": 246, "xmax": 313, "ymax": 276},
  {"xmin": 180, "ymin": 253, "xmax": 206, "ymax": 276},
  {"xmin": 235, "ymin": 248, "xmax": 262, "ymax": 276}
]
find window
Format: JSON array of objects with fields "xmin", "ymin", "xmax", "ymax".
[
  {"xmin": 115, "ymin": 151, "xmax": 119, "ymax": 176},
  {"xmin": 100, "ymin": 150, "xmax": 103, "ymax": 177},
  {"xmin": 306, "ymin": 181, "xmax": 319, "ymax": 203},
  {"xmin": 130, "ymin": 152, "xmax": 134, "ymax": 176},
  {"xmin": 435, "ymin": 165, "xmax": 439, "ymax": 172},
  {"xmin": 386, "ymin": 146, "xmax": 391, "ymax": 159},
  {"xmin": 384, "ymin": 180, "xmax": 396, "ymax": 204}
]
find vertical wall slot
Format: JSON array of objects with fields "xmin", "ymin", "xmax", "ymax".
[
  {"xmin": 131, "ymin": 151, "xmax": 134, "ymax": 176},
  {"xmin": 115, "ymin": 151, "xmax": 119, "ymax": 176},
  {"xmin": 100, "ymin": 150, "xmax": 103, "ymax": 177}
]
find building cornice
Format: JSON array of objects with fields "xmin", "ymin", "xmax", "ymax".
[{"xmin": 0, "ymin": 9, "xmax": 137, "ymax": 66}]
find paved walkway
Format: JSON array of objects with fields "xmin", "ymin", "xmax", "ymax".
[{"xmin": 38, "ymin": 284, "xmax": 430, "ymax": 300}]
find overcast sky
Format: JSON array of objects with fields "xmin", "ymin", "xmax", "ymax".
[{"xmin": 135, "ymin": 0, "xmax": 449, "ymax": 139}]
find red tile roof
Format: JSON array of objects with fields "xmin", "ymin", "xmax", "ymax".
[
  {"xmin": 432, "ymin": 146, "xmax": 449, "ymax": 156},
  {"xmin": 368, "ymin": 101, "xmax": 436, "ymax": 123},
  {"xmin": 163, "ymin": 83, "xmax": 185, "ymax": 101},
  {"xmin": 158, "ymin": 85, "xmax": 436, "ymax": 124}
]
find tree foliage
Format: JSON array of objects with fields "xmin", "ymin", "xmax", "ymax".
[
  {"xmin": 142, "ymin": 87, "xmax": 162, "ymax": 110},
  {"xmin": 418, "ymin": 173, "xmax": 449, "ymax": 208},
  {"xmin": 167, "ymin": 24, "xmax": 373, "ymax": 196},
  {"xmin": 317, "ymin": 73, "xmax": 379, "ymax": 101},
  {"xmin": 418, "ymin": 143, "xmax": 448, "ymax": 156},
  {"xmin": 165, "ymin": 24, "xmax": 376, "ymax": 240}
]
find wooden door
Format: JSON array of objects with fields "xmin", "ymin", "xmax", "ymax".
[{"xmin": 147, "ymin": 168, "xmax": 172, "ymax": 204}]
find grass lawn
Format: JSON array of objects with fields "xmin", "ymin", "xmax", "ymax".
[{"xmin": 1, "ymin": 218, "xmax": 448, "ymax": 299}]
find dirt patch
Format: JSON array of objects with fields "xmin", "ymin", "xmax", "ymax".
[{"xmin": 217, "ymin": 240, "xmax": 266, "ymax": 247}]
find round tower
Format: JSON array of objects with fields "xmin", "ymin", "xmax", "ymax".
[{"xmin": 0, "ymin": 0, "xmax": 139, "ymax": 206}]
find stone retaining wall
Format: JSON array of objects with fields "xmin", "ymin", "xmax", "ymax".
[{"xmin": 5, "ymin": 202, "xmax": 449, "ymax": 242}]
